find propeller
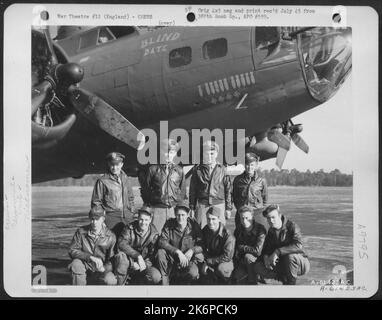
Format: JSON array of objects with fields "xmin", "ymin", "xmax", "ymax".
[
  {"xmin": 268, "ymin": 119, "xmax": 309, "ymax": 168},
  {"xmin": 289, "ymin": 120, "xmax": 309, "ymax": 153},
  {"xmin": 32, "ymin": 26, "xmax": 144, "ymax": 150},
  {"xmin": 32, "ymin": 27, "xmax": 83, "ymax": 116},
  {"xmin": 67, "ymin": 86, "xmax": 145, "ymax": 150},
  {"xmin": 268, "ymin": 124, "xmax": 291, "ymax": 151},
  {"xmin": 41, "ymin": 25, "xmax": 58, "ymax": 66}
]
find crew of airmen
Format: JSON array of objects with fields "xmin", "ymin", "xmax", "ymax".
[{"xmin": 69, "ymin": 139, "xmax": 310, "ymax": 285}]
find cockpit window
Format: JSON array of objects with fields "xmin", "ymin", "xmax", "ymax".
[
  {"xmin": 107, "ymin": 26, "xmax": 138, "ymax": 39},
  {"xmin": 79, "ymin": 29, "xmax": 98, "ymax": 50},
  {"xmin": 169, "ymin": 47, "xmax": 192, "ymax": 68},
  {"xmin": 255, "ymin": 27, "xmax": 280, "ymax": 52},
  {"xmin": 202, "ymin": 38, "xmax": 228, "ymax": 60},
  {"xmin": 298, "ymin": 27, "xmax": 352, "ymax": 102},
  {"xmin": 97, "ymin": 27, "xmax": 115, "ymax": 44},
  {"xmin": 78, "ymin": 27, "xmax": 118, "ymax": 50}
]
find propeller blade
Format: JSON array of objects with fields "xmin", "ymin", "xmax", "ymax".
[
  {"xmin": 67, "ymin": 86, "xmax": 145, "ymax": 150},
  {"xmin": 275, "ymin": 147, "xmax": 288, "ymax": 169},
  {"xmin": 268, "ymin": 130, "xmax": 291, "ymax": 151},
  {"xmin": 292, "ymin": 133, "xmax": 309, "ymax": 153},
  {"xmin": 41, "ymin": 26, "xmax": 58, "ymax": 65}
]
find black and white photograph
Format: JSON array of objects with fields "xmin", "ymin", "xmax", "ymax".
[
  {"xmin": 31, "ymin": 24, "xmax": 353, "ymax": 286},
  {"xmin": 3, "ymin": 4, "xmax": 379, "ymax": 298}
]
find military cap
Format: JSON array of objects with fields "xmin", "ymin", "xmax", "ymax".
[
  {"xmin": 89, "ymin": 206, "xmax": 105, "ymax": 219},
  {"xmin": 138, "ymin": 205, "xmax": 153, "ymax": 217},
  {"xmin": 245, "ymin": 152, "xmax": 260, "ymax": 164},
  {"xmin": 203, "ymin": 140, "xmax": 219, "ymax": 153},
  {"xmin": 160, "ymin": 138, "xmax": 179, "ymax": 152},
  {"xmin": 106, "ymin": 152, "xmax": 125, "ymax": 164},
  {"xmin": 175, "ymin": 200, "xmax": 191, "ymax": 213},
  {"xmin": 206, "ymin": 205, "xmax": 222, "ymax": 218}
]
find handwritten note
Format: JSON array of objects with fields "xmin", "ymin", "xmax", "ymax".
[
  {"xmin": 357, "ymin": 224, "xmax": 368, "ymax": 260},
  {"xmin": 4, "ymin": 155, "xmax": 31, "ymax": 230},
  {"xmin": 195, "ymin": 7, "xmax": 316, "ymax": 21}
]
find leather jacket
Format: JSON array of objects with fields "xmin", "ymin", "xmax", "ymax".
[
  {"xmin": 158, "ymin": 218, "xmax": 203, "ymax": 256},
  {"xmin": 202, "ymin": 223, "xmax": 235, "ymax": 266},
  {"xmin": 91, "ymin": 170, "xmax": 135, "ymax": 218},
  {"xmin": 69, "ymin": 224, "xmax": 116, "ymax": 263},
  {"xmin": 140, "ymin": 164, "xmax": 186, "ymax": 207},
  {"xmin": 262, "ymin": 215, "xmax": 307, "ymax": 257},
  {"xmin": 189, "ymin": 164, "xmax": 232, "ymax": 211},
  {"xmin": 234, "ymin": 222, "xmax": 267, "ymax": 260},
  {"xmin": 232, "ymin": 171, "xmax": 268, "ymax": 210},
  {"xmin": 118, "ymin": 221, "xmax": 159, "ymax": 262}
]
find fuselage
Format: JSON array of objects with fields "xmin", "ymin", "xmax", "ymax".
[
  {"xmin": 59, "ymin": 26, "xmax": 314, "ymax": 132},
  {"xmin": 32, "ymin": 26, "xmax": 351, "ymax": 182}
]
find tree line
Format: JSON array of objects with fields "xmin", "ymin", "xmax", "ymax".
[
  {"xmin": 34, "ymin": 168, "xmax": 352, "ymax": 187},
  {"xmin": 262, "ymin": 168, "xmax": 352, "ymax": 187}
]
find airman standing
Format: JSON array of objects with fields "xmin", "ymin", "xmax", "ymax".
[{"xmin": 91, "ymin": 152, "xmax": 135, "ymax": 237}]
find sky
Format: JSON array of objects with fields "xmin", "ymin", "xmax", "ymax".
[{"xmin": 260, "ymin": 76, "xmax": 353, "ymax": 174}]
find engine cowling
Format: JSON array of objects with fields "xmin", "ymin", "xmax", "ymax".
[
  {"xmin": 246, "ymin": 132, "xmax": 279, "ymax": 160},
  {"xmin": 32, "ymin": 29, "xmax": 80, "ymax": 150}
]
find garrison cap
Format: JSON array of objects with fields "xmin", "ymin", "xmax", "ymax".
[
  {"xmin": 160, "ymin": 138, "xmax": 179, "ymax": 153},
  {"xmin": 106, "ymin": 152, "xmax": 125, "ymax": 164},
  {"xmin": 203, "ymin": 140, "xmax": 220, "ymax": 153},
  {"xmin": 206, "ymin": 205, "xmax": 222, "ymax": 218},
  {"xmin": 138, "ymin": 205, "xmax": 153, "ymax": 217},
  {"xmin": 245, "ymin": 152, "xmax": 260, "ymax": 164},
  {"xmin": 89, "ymin": 206, "xmax": 105, "ymax": 219},
  {"xmin": 175, "ymin": 200, "xmax": 191, "ymax": 213}
]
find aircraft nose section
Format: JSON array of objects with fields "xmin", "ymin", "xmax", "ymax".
[
  {"xmin": 56, "ymin": 62, "xmax": 85, "ymax": 85},
  {"xmin": 297, "ymin": 27, "xmax": 352, "ymax": 102}
]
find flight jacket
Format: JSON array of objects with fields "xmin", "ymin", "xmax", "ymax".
[{"xmin": 189, "ymin": 164, "xmax": 232, "ymax": 211}]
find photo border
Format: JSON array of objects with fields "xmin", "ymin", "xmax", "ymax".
[{"xmin": 2, "ymin": 2, "xmax": 379, "ymax": 298}]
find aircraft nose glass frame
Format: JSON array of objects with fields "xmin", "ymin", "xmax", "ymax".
[{"xmin": 297, "ymin": 27, "xmax": 352, "ymax": 102}]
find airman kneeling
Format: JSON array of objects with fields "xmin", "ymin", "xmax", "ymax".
[
  {"xmin": 156, "ymin": 202, "xmax": 203, "ymax": 285},
  {"xmin": 254, "ymin": 204, "xmax": 310, "ymax": 285},
  {"xmin": 114, "ymin": 206, "xmax": 161, "ymax": 285},
  {"xmin": 231, "ymin": 206, "xmax": 266, "ymax": 284},
  {"xmin": 68, "ymin": 207, "xmax": 117, "ymax": 285},
  {"xmin": 200, "ymin": 206, "xmax": 235, "ymax": 285}
]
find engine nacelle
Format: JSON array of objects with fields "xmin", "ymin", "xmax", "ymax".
[
  {"xmin": 246, "ymin": 132, "xmax": 279, "ymax": 160},
  {"xmin": 32, "ymin": 114, "xmax": 77, "ymax": 149}
]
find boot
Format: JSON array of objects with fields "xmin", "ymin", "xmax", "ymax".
[
  {"xmin": 161, "ymin": 275, "xmax": 170, "ymax": 285},
  {"xmin": 116, "ymin": 274, "xmax": 128, "ymax": 285},
  {"xmin": 282, "ymin": 276, "xmax": 297, "ymax": 285}
]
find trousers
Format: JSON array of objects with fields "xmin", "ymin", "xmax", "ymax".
[
  {"xmin": 68, "ymin": 258, "xmax": 116, "ymax": 285},
  {"xmin": 201, "ymin": 261, "xmax": 234, "ymax": 285},
  {"xmin": 156, "ymin": 248, "xmax": 200, "ymax": 285},
  {"xmin": 151, "ymin": 206, "xmax": 175, "ymax": 233},
  {"xmin": 113, "ymin": 252, "xmax": 161, "ymax": 285},
  {"xmin": 105, "ymin": 215, "xmax": 131, "ymax": 239},
  {"xmin": 254, "ymin": 253, "xmax": 310, "ymax": 285},
  {"xmin": 232, "ymin": 253, "xmax": 258, "ymax": 284}
]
